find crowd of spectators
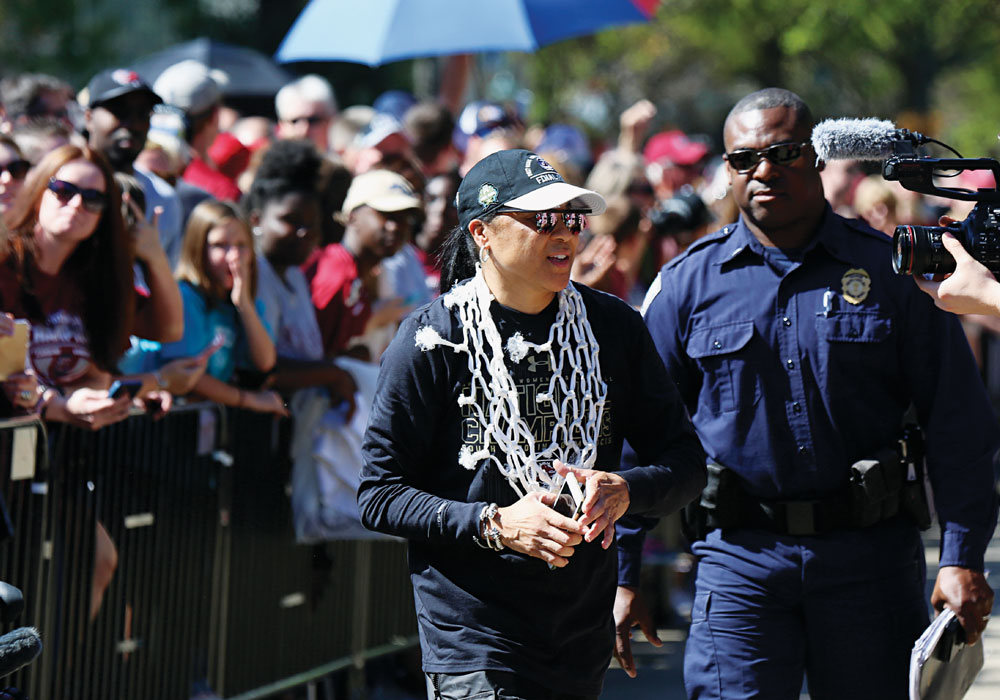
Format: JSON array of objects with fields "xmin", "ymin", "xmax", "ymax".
[{"xmin": 0, "ymin": 63, "xmax": 997, "ymax": 692}]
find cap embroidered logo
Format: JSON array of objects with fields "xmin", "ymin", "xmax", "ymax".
[
  {"xmin": 111, "ymin": 69, "xmax": 141, "ymax": 86},
  {"xmin": 478, "ymin": 184, "xmax": 498, "ymax": 208},
  {"xmin": 524, "ymin": 155, "xmax": 558, "ymax": 185}
]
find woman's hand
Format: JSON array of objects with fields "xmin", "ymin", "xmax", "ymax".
[
  {"xmin": 159, "ymin": 356, "xmax": 209, "ymax": 396},
  {"xmin": 0, "ymin": 313, "xmax": 15, "ymax": 336},
  {"xmin": 229, "ymin": 248, "xmax": 253, "ymax": 310},
  {"xmin": 137, "ymin": 389, "xmax": 172, "ymax": 419},
  {"xmin": 49, "ymin": 388, "xmax": 132, "ymax": 430},
  {"xmin": 554, "ymin": 460, "xmax": 630, "ymax": 549},
  {"xmin": 2, "ymin": 371, "xmax": 39, "ymax": 412},
  {"xmin": 242, "ymin": 389, "xmax": 289, "ymax": 417},
  {"xmin": 127, "ymin": 198, "xmax": 165, "ymax": 264},
  {"xmin": 495, "ymin": 492, "xmax": 586, "ymax": 568}
]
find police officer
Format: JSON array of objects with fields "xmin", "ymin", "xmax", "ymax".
[{"xmin": 615, "ymin": 88, "xmax": 998, "ymax": 699}]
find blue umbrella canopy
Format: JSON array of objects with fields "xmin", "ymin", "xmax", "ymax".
[{"xmin": 275, "ymin": 0, "xmax": 654, "ymax": 66}]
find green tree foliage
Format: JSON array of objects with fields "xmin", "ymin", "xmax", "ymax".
[
  {"xmin": 526, "ymin": 0, "xmax": 1000, "ymax": 155},
  {"xmin": 0, "ymin": 0, "xmax": 120, "ymax": 86}
]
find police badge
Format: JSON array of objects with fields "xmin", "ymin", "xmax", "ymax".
[{"xmin": 841, "ymin": 268, "xmax": 871, "ymax": 304}]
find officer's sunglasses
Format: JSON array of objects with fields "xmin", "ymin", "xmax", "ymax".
[
  {"xmin": 47, "ymin": 178, "xmax": 107, "ymax": 214},
  {"xmin": 724, "ymin": 141, "xmax": 810, "ymax": 173},
  {"xmin": 495, "ymin": 209, "xmax": 590, "ymax": 235}
]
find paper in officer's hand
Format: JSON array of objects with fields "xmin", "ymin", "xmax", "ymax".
[{"xmin": 909, "ymin": 608, "xmax": 984, "ymax": 700}]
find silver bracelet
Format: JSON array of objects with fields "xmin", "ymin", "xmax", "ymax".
[
  {"xmin": 483, "ymin": 503, "xmax": 504, "ymax": 551},
  {"xmin": 476, "ymin": 503, "xmax": 504, "ymax": 551}
]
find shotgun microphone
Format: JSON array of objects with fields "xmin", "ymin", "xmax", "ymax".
[{"xmin": 811, "ymin": 118, "xmax": 929, "ymax": 162}]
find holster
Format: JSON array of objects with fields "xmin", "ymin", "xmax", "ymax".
[{"xmin": 683, "ymin": 426, "xmax": 932, "ymax": 541}]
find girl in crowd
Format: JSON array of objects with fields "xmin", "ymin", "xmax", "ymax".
[
  {"xmin": 247, "ymin": 140, "xmax": 369, "ymax": 541},
  {"xmin": 0, "ymin": 136, "xmax": 29, "ymax": 219},
  {"xmin": 162, "ymin": 199, "xmax": 285, "ymax": 415},
  {"xmin": 358, "ymin": 149, "xmax": 705, "ymax": 699},
  {"xmin": 247, "ymin": 140, "xmax": 355, "ymax": 407}
]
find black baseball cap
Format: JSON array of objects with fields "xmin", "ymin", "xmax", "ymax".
[
  {"xmin": 456, "ymin": 149, "xmax": 606, "ymax": 232},
  {"xmin": 85, "ymin": 68, "xmax": 162, "ymax": 109}
]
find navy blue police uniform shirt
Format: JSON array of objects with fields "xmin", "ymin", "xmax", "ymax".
[
  {"xmin": 358, "ymin": 282, "xmax": 705, "ymax": 696},
  {"xmin": 630, "ymin": 206, "xmax": 998, "ymax": 575}
]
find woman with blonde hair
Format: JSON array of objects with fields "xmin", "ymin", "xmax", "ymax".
[{"xmin": 163, "ymin": 199, "xmax": 284, "ymax": 414}]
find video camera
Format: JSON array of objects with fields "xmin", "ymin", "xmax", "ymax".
[
  {"xmin": 647, "ymin": 188, "xmax": 712, "ymax": 237},
  {"xmin": 811, "ymin": 118, "xmax": 1000, "ymax": 276},
  {"xmin": 884, "ymin": 147, "xmax": 1000, "ymax": 276}
]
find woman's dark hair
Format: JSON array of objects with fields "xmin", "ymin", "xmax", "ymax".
[
  {"xmin": 0, "ymin": 144, "xmax": 133, "ymax": 373},
  {"xmin": 438, "ymin": 213, "xmax": 495, "ymax": 294},
  {"xmin": 245, "ymin": 139, "xmax": 322, "ymax": 214}
]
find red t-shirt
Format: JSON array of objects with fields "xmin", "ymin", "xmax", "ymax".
[
  {"xmin": 182, "ymin": 155, "xmax": 242, "ymax": 202},
  {"xmin": 0, "ymin": 266, "xmax": 91, "ymax": 388},
  {"xmin": 302, "ymin": 243, "xmax": 371, "ymax": 356}
]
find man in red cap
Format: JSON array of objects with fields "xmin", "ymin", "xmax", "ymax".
[{"xmin": 643, "ymin": 129, "xmax": 709, "ymax": 200}]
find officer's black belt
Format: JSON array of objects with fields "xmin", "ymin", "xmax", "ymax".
[{"xmin": 691, "ymin": 445, "xmax": 927, "ymax": 538}]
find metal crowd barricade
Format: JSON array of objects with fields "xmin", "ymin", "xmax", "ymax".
[{"xmin": 0, "ymin": 404, "xmax": 416, "ymax": 699}]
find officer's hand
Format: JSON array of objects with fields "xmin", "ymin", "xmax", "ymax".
[
  {"xmin": 613, "ymin": 585, "xmax": 662, "ymax": 678},
  {"xmin": 554, "ymin": 460, "xmax": 630, "ymax": 549},
  {"xmin": 931, "ymin": 566, "xmax": 994, "ymax": 646},
  {"xmin": 496, "ymin": 492, "xmax": 585, "ymax": 568}
]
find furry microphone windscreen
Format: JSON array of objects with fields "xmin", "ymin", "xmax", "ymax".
[{"xmin": 811, "ymin": 118, "xmax": 900, "ymax": 162}]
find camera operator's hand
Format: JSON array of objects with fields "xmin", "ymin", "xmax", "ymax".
[{"xmin": 914, "ymin": 230, "xmax": 1000, "ymax": 316}]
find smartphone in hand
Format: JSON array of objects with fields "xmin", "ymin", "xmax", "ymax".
[
  {"xmin": 199, "ymin": 331, "xmax": 226, "ymax": 360},
  {"xmin": 107, "ymin": 379, "xmax": 144, "ymax": 400}
]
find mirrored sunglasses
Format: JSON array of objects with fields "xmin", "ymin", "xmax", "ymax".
[
  {"xmin": 0, "ymin": 160, "xmax": 30, "ymax": 180},
  {"xmin": 496, "ymin": 209, "xmax": 589, "ymax": 235},
  {"xmin": 47, "ymin": 178, "xmax": 107, "ymax": 214},
  {"xmin": 724, "ymin": 141, "xmax": 810, "ymax": 173}
]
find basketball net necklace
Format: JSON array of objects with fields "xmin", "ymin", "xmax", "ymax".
[{"xmin": 414, "ymin": 264, "xmax": 608, "ymax": 497}]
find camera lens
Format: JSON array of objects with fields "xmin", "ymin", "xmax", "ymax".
[{"xmin": 892, "ymin": 225, "xmax": 955, "ymax": 276}]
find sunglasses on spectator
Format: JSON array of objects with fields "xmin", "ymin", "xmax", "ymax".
[
  {"xmin": 47, "ymin": 178, "xmax": 107, "ymax": 214},
  {"xmin": 724, "ymin": 141, "xmax": 810, "ymax": 173},
  {"xmin": 495, "ymin": 209, "xmax": 590, "ymax": 235},
  {"xmin": 286, "ymin": 115, "xmax": 328, "ymax": 126},
  {"xmin": 0, "ymin": 160, "xmax": 30, "ymax": 180}
]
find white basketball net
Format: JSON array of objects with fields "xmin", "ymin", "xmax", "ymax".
[{"xmin": 414, "ymin": 266, "xmax": 608, "ymax": 498}]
